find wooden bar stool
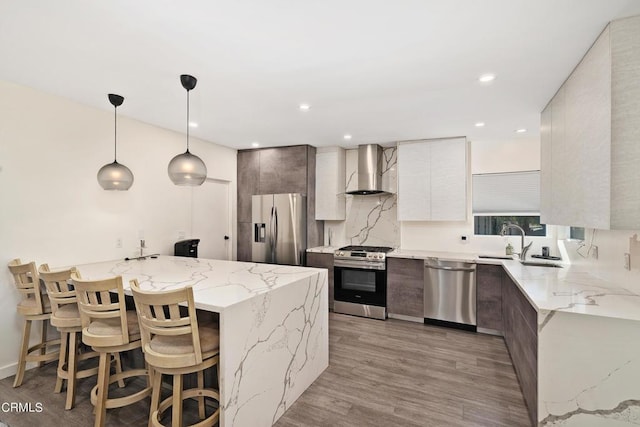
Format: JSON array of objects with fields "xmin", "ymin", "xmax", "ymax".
[
  {"xmin": 7, "ymin": 259, "xmax": 61, "ymax": 388},
  {"xmin": 39, "ymin": 264, "xmax": 102, "ymax": 410},
  {"xmin": 130, "ymin": 279, "xmax": 220, "ymax": 427},
  {"xmin": 72, "ymin": 274, "xmax": 152, "ymax": 427}
]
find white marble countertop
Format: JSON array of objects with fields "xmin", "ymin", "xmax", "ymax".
[
  {"xmin": 501, "ymin": 260, "xmax": 640, "ymax": 322},
  {"xmin": 74, "ymin": 256, "xmax": 325, "ymax": 312},
  {"xmin": 306, "ymin": 246, "xmax": 640, "ymax": 322}
]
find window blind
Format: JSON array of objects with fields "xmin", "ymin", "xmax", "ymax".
[{"xmin": 472, "ymin": 171, "xmax": 540, "ymax": 213}]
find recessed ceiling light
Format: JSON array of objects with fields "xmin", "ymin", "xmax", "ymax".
[
  {"xmin": 478, "ymin": 74, "xmax": 496, "ymax": 83},
  {"xmin": 188, "ymin": 122, "xmax": 198, "ymax": 128},
  {"xmin": 251, "ymin": 142, "xmax": 260, "ymax": 147},
  {"xmin": 343, "ymin": 134, "xmax": 352, "ymax": 140},
  {"xmin": 515, "ymin": 128, "xmax": 527, "ymax": 133},
  {"xmin": 475, "ymin": 122, "xmax": 485, "ymax": 127},
  {"xmin": 299, "ymin": 104, "xmax": 310, "ymax": 111}
]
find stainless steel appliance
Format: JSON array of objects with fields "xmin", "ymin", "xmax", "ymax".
[
  {"xmin": 251, "ymin": 193, "xmax": 306, "ymax": 266},
  {"xmin": 333, "ymin": 245, "xmax": 393, "ymax": 320},
  {"xmin": 345, "ymin": 144, "xmax": 388, "ymax": 195},
  {"xmin": 424, "ymin": 258, "xmax": 477, "ymax": 331}
]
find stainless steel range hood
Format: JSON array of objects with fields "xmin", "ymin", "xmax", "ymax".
[{"xmin": 346, "ymin": 144, "xmax": 387, "ymax": 195}]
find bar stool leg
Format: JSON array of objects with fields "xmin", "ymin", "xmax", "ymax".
[
  {"xmin": 65, "ymin": 331, "xmax": 79, "ymax": 410},
  {"xmin": 114, "ymin": 353, "xmax": 125, "ymax": 388},
  {"xmin": 197, "ymin": 370, "xmax": 205, "ymax": 420},
  {"xmin": 39, "ymin": 319, "xmax": 48, "ymax": 367},
  {"xmin": 149, "ymin": 370, "xmax": 162, "ymax": 427},
  {"xmin": 94, "ymin": 352, "xmax": 110, "ymax": 427},
  {"xmin": 13, "ymin": 319, "xmax": 32, "ymax": 388},
  {"xmin": 55, "ymin": 331, "xmax": 69, "ymax": 393},
  {"xmin": 172, "ymin": 374, "xmax": 183, "ymax": 427}
]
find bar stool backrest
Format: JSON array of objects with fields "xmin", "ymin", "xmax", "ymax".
[
  {"xmin": 39, "ymin": 264, "xmax": 80, "ymax": 328},
  {"xmin": 8, "ymin": 259, "xmax": 45, "ymax": 316},
  {"xmin": 71, "ymin": 274, "xmax": 130, "ymax": 348},
  {"xmin": 130, "ymin": 279, "xmax": 203, "ymax": 368}
]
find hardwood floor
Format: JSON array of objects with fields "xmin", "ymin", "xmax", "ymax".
[{"xmin": 0, "ymin": 313, "xmax": 530, "ymax": 426}]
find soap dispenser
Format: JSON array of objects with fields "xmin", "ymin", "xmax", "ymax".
[{"xmin": 505, "ymin": 243, "xmax": 514, "ymax": 256}]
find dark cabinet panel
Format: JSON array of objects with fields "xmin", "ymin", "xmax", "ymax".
[
  {"xmin": 237, "ymin": 150, "xmax": 259, "ymax": 223},
  {"xmin": 259, "ymin": 146, "xmax": 308, "ymax": 195},
  {"xmin": 306, "ymin": 146, "xmax": 322, "ymax": 248},
  {"xmin": 237, "ymin": 222, "xmax": 252, "ymax": 262},
  {"xmin": 476, "ymin": 264, "xmax": 503, "ymax": 331},
  {"xmin": 306, "ymin": 252, "xmax": 334, "ymax": 310},
  {"xmin": 502, "ymin": 274, "xmax": 537, "ymax": 427},
  {"xmin": 387, "ymin": 257, "xmax": 424, "ymax": 318}
]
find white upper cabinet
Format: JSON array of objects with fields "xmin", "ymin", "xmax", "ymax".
[
  {"xmin": 398, "ymin": 137, "xmax": 467, "ymax": 221},
  {"xmin": 315, "ymin": 147, "xmax": 346, "ymax": 220},
  {"xmin": 541, "ymin": 16, "xmax": 639, "ymax": 229}
]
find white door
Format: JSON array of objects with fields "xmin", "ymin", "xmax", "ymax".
[{"xmin": 192, "ymin": 179, "xmax": 231, "ymax": 260}]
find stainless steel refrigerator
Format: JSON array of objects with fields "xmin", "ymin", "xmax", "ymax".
[{"xmin": 252, "ymin": 193, "xmax": 307, "ymax": 266}]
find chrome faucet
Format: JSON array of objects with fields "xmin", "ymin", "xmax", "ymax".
[{"xmin": 500, "ymin": 223, "xmax": 533, "ymax": 261}]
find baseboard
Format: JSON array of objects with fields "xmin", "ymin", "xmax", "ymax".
[
  {"xmin": 388, "ymin": 313, "xmax": 424, "ymax": 323},
  {"xmin": 477, "ymin": 327, "xmax": 504, "ymax": 337},
  {"xmin": 0, "ymin": 361, "xmax": 38, "ymax": 381}
]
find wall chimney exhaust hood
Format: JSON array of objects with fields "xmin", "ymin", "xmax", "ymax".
[{"xmin": 346, "ymin": 144, "xmax": 387, "ymax": 195}]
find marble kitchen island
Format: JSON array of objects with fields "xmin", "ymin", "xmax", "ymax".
[{"xmin": 74, "ymin": 256, "xmax": 329, "ymax": 427}]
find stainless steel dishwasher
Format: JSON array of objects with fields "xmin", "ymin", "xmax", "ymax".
[{"xmin": 424, "ymin": 257, "xmax": 477, "ymax": 331}]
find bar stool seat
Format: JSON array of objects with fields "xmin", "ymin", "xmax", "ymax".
[
  {"xmin": 72, "ymin": 274, "xmax": 152, "ymax": 427},
  {"xmin": 130, "ymin": 279, "xmax": 220, "ymax": 427},
  {"xmin": 8, "ymin": 259, "xmax": 61, "ymax": 388}
]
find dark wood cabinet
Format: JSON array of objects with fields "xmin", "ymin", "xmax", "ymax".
[
  {"xmin": 387, "ymin": 257, "xmax": 424, "ymax": 318},
  {"xmin": 237, "ymin": 145, "xmax": 322, "ymax": 261},
  {"xmin": 476, "ymin": 264, "xmax": 504, "ymax": 331},
  {"xmin": 305, "ymin": 252, "xmax": 334, "ymax": 310},
  {"xmin": 502, "ymin": 274, "xmax": 537, "ymax": 426}
]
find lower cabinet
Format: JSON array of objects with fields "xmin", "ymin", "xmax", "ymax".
[
  {"xmin": 305, "ymin": 252, "xmax": 334, "ymax": 311},
  {"xmin": 502, "ymin": 274, "xmax": 538, "ymax": 427},
  {"xmin": 476, "ymin": 264, "xmax": 504, "ymax": 331},
  {"xmin": 387, "ymin": 257, "xmax": 424, "ymax": 318}
]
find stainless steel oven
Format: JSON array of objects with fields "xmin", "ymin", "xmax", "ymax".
[{"xmin": 333, "ymin": 246, "xmax": 392, "ymax": 320}]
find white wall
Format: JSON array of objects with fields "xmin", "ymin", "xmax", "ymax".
[{"xmin": 0, "ymin": 80, "xmax": 237, "ymax": 378}]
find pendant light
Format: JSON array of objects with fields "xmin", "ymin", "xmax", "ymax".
[
  {"xmin": 168, "ymin": 74, "xmax": 207, "ymax": 186},
  {"xmin": 97, "ymin": 94, "xmax": 134, "ymax": 190}
]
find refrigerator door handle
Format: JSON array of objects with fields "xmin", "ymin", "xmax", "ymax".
[
  {"xmin": 273, "ymin": 206, "xmax": 278, "ymax": 250},
  {"xmin": 268, "ymin": 207, "xmax": 274, "ymax": 254}
]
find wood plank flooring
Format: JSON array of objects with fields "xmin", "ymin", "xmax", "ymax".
[{"xmin": 0, "ymin": 313, "xmax": 530, "ymax": 426}]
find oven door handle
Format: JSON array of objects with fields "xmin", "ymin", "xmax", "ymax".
[
  {"xmin": 425, "ymin": 265, "xmax": 476, "ymax": 272},
  {"xmin": 334, "ymin": 260, "xmax": 385, "ymax": 270}
]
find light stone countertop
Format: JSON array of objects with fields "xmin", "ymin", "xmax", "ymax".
[
  {"xmin": 74, "ymin": 255, "xmax": 326, "ymax": 312},
  {"xmin": 307, "ymin": 246, "xmax": 640, "ymax": 322}
]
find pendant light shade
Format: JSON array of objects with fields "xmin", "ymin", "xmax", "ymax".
[
  {"xmin": 97, "ymin": 94, "xmax": 134, "ymax": 190},
  {"xmin": 168, "ymin": 74, "xmax": 207, "ymax": 186}
]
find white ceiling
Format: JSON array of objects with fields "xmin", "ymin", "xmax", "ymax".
[{"xmin": 2, "ymin": 0, "xmax": 640, "ymax": 150}]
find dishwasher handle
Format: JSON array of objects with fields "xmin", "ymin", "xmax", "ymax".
[{"xmin": 425, "ymin": 265, "xmax": 476, "ymax": 272}]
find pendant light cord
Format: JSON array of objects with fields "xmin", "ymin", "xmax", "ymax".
[
  {"xmin": 114, "ymin": 104, "xmax": 118, "ymax": 162},
  {"xmin": 186, "ymin": 89, "xmax": 190, "ymax": 152}
]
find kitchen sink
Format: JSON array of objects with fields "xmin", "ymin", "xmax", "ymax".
[{"xmin": 520, "ymin": 261, "xmax": 563, "ymax": 268}]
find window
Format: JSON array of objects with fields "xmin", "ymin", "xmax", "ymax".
[
  {"xmin": 474, "ymin": 215, "xmax": 547, "ymax": 236},
  {"xmin": 570, "ymin": 226, "xmax": 585, "ymax": 240},
  {"xmin": 472, "ymin": 171, "xmax": 546, "ymax": 236}
]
